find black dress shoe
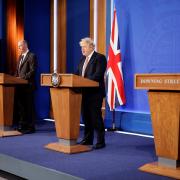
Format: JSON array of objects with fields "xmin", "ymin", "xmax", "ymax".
[
  {"xmin": 18, "ymin": 128, "xmax": 35, "ymax": 134},
  {"xmin": 93, "ymin": 142, "xmax": 106, "ymax": 149},
  {"xmin": 17, "ymin": 126, "xmax": 24, "ymax": 132},
  {"xmin": 79, "ymin": 139, "xmax": 93, "ymax": 145}
]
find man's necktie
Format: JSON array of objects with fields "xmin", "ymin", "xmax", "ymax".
[
  {"xmin": 19, "ymin": 55, "xmax": 24, "ymax": 69},
  {"xmin": 82, "ymin": 57, "xmax": 89, "ymax": 77}
]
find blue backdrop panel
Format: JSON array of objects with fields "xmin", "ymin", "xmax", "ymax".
[
  {"xmin": 0, "ymin": 0, "xmax": 2, "ymax": 39},
  {"xmin": 66, "ymin": 0, "xmax": 90, "ymax": 73},
  {"xmin": 105, "ymin": 0, "xmax": 180, "ymax": 134},
  {"xmin": 24, "ymin": 0, "xmax": 50, "ymax": 120},
  {"xmin": 115, "ymin": 0, "xmax": 180, "ymax": 112}
]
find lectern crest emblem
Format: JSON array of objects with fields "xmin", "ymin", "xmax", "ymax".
[{"xmin": 51, "ymin": 73, "xmax": 61, "ymax": 87}]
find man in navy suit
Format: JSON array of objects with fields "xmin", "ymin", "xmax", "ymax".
[
  {"xmin": 76, "ymin": 37, "xmax": 107, "ymax": 149},
  {"xmin": 14, "ymin": 40, "xmax": 37, "ymax": 134}
]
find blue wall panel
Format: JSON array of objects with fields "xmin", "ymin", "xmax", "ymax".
[
  {"xmin": 105, "ymin": 0, "xmax": 180, "ymax": 134},
  {"xmin": 0, "ymin": 0, "xmax": 2, "ymax": 39},
  {"xmin": 24, "ymin": 0, "xmax": 50, "ymax": 120},
  {"xmin": 66, "ymin": 0, "xmax": 90, "ymax": 73},
  {"xmin": 114, "ymin": 0, "xmax": 180, "ymax": 112}
]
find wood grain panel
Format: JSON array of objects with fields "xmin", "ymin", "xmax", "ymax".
[
  {"xmin": 16, "ymin": 0, "xmax": 24, "ymax": 44},
  {"xmin": 90, "ymin": 0, "xmax": 94, "ymax": 40},
  {"xmin": 6, "ymin": 0, "xmax": 17, "ymax": 75},
  {"xmin": 135, "ymin": 73, "xmax": 180, "ymax": 90},
  {"xmin": 3, "ymin": 87, "xmax": 14, "ymax": 126},
  {"xmin": 6, "ymin": 0, "xmax": 24, "ymax": 75},
  {"xmin": 50, "ymin": 0, "xmax": 66, "ymax": 73},
  {"xmin": 89, "ymin": 0, "xmax": 106, "ymax": 54},
  {"xmin": 57, "ymin": 0, "xmax": 66, "ymax": 73},
  {"xmin": 0, "ymin": 73, "xmax": 27, "ymax": 84},
  {"xmin": 50, "ymin": 88, "xmax": 81, "ymax": 139},
  {"xmin": 148, "ymin": 91, "xmax": 180, "ymax": 160},
  {"xmin": 140, "ymin": 162, "xmax": 180, "ymax": 179},
  {"xmin": 0, "ymin": 86, "xmax": 4, "ymax": 126},
  {"xmin": 45, "ymin": 143, "xmax": 91, "ymax": 154},
  {"xmin": 96, "ymin": 0, "xmax": 106, "ymax": 55},
  {"xmin": 0, "ymin": 86, "xmax": 14, "ymax": 126}
]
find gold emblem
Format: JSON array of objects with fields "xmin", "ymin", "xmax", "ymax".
[{"xmin": 51, "ymin": 73, "xmax": 61, "ymax": 87}]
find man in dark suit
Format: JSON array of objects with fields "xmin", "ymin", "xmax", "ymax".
[
  {"xmin": 76, "ymin": 37, "xmax": 107, "ymax": 149},
  {"xmin": 14, "ymin": 40, "xmax": 37, "ymax": 134}
]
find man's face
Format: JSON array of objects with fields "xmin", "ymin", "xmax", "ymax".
[
  {"xmin": 81, "ymin": 42, "xmax": 93, "ymax": 57},
  {"xmin": 18, "ymin": 42, "xmax": 27, "ymax": 54}
]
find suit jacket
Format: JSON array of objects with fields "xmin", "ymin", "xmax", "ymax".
[
  {"xmin": 75, "ymin": 51, "xmax": 107, "ymax": 97},
  {"xmin": 15, "ymin": 51, "xmax": 37, "ymax": 88}
]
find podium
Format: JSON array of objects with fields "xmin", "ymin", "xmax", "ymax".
[
  {"xmin": 0, "ymin": 73, "xmax": 27, "ymax": 137},
  {"xmin": 135, "ymin": 73, "xmax": 180, "ymax": 179},
  {"xmin": 41, "ymin": 73, "xmax": 98, "ymax": 154}
]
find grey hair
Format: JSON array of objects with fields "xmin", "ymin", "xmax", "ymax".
[
  {"xmin": 18, "ymin": 40, "xmax": 28, "ymax": 47},
  {"xmin": 79, "ymin": 37, "xmax": 95, "ymax": 48}
]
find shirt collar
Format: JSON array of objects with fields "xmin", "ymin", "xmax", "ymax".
[
  {"xmin": 22, "ymin": 49, "xmax": 29, "ymax": 57},
  {"xmin": 87, "ymin": 50, "xmax": 94, "ymax": 61}
]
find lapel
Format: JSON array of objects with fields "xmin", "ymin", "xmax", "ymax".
[
  {"xmin": 17, "ymin": 55, "xmax": 22, "ymax": 68},
  {"xmin": 84, "ymin": 51, "xmax": 97, "ymax": 74},
  {"xmin": 19, "ymin": 52, "xmax": 30, "ymax": 70}
]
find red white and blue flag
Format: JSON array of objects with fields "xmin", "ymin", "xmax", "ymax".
[{"xmin": 107, "ymin": 8, "xmax": 126, "ymax": 111}]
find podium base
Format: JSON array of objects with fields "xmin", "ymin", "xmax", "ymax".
[
  {"xmin": 139, "ymin": 162, "xmax": 180, "ymax": 179},
  {"xmin": 0, "ymin": 130, "xmax": 22, "ymax": 137},
  {"xmin": 45, "ymin": 142, "xmax": 92, "ymax": 154}
]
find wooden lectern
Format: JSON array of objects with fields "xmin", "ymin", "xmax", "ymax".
[
  {"xmin": 41, "ymin": 74, "xmax": 98, "ymax": 154},
  {"xmin": 135, "ymin": 73, "xmax": 180, "ymax": 179},
  {"xmin": 0, "ymin": 73, "xmax": 27, "ymax": 137}
]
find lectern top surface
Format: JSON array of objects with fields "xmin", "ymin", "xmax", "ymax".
[{"xmin": 0, "ymin": 73, "xmax": 27, "ymax": 84}]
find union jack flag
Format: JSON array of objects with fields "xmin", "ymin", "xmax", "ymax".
[{"xmin": 107, "ymin": 8, "xmax": 126, "ymax": 111}]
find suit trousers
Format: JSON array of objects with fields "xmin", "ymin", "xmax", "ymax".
[
  {"xmin": 13, "ymin": 85, "xmax": 35, "ymax": 130},
  {"xmin": 81, "ymin": 92, "xmax": 105, "ymax": 144}
]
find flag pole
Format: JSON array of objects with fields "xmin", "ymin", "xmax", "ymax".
[
  {"xmin": 112, "ymin": 110, "xmax": 116, "ymax": 130},
  {"xmin": 107, "ymin": 110, "xmax": 118, "ymax": 131}
]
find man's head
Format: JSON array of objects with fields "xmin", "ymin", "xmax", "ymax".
[
  {"xmin": 18, "ymin": 40, "xmax": 28, "ymax": 54},
  {"xmin": 79, "ymin": 37, "xmax": 95, "ymax": 57}
]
